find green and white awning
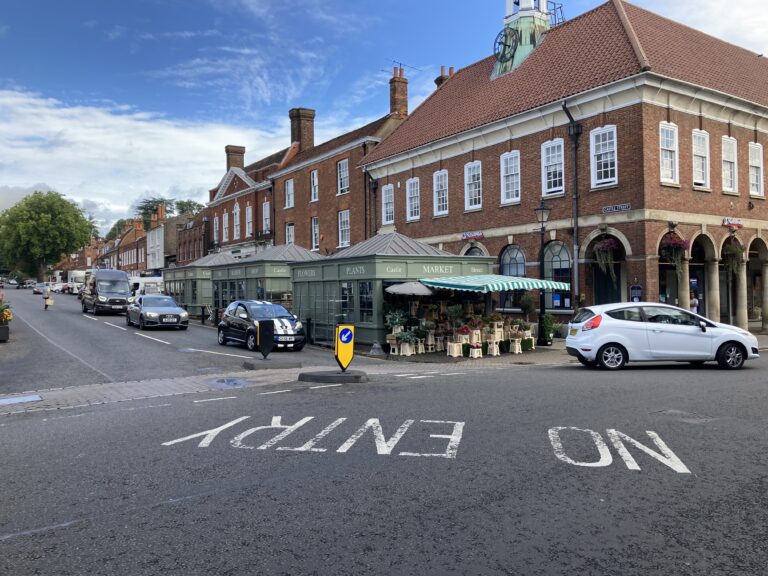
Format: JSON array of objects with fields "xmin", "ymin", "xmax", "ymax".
[{"xmin": 419, "ymin": 274, "xmax": 570, "ymax": 294}]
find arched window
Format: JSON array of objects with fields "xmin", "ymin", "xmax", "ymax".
[
  {"xmin": 465, "ymin": 246, "xmax": 485, "ymax": 256},
  {"xmin": 544, "ymin": 241, "xmax": 571, "ymax": 309},
  {"xmin": 499, "ymin": 245, "xmax": 526, "ymax": 308}
]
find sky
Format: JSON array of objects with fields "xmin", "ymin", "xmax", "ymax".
[{"xmin": 1, "ymin": 0, "xmax": 767, "ymax": 235}]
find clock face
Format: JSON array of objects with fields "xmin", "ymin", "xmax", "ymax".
[{"xmin": 493, "ymin": 28, "xmax": 519, "ymax": 63}]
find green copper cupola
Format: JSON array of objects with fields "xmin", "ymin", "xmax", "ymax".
[{"xmin": 492, "ymin": 0, "xmax": 553, "ymax": 79}]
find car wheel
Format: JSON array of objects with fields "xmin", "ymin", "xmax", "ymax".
[
  {"xmin": 597, "ymin": 343, "xmax": 627, "ymax": 370},
  {"xmin": 92, "ymin": 304, "xmax": 99, "ymax": 316},
  {"xmin": 82, "ymin": 301, "xmax": 87, "ymax": 313},
  {"xmin": 218, "ymin": 328, "xmax": 228, "ymax": 346},
  {"xmin": 577, "ymin": 356, "xmax": 597, "ymax": 367},
  {"xmin": 139, "ymin": 316, "xmax": 146, "ymax": 330},
  {"xmin": 246, "ymin": 331, "xmax": 257, "ymax": 352},
  {"xmin": 716, "ymin": 342, "xmax": 745, "ymax": 369}
]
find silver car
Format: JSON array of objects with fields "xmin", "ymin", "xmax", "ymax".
[
  {"xmin": 566, "ymin": 302, "xmax": 759, "ymax": 370},
  {"xmin": 126, "ymin": 295, "xmax": 189, "ymax": 330}
]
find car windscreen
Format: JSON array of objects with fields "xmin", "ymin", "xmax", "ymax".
[
  {"xmin": 247, "ymin": 303, "xmax": 293, "ymax": 319},
  {"xmin": 571, "ymin": 308, "xmax": 596, "ymax": 323},
  {"xmin": 97, "ymin": 280, "xmax": 130, "ymax": 293},
  {"xmin": 142, "ymin": 297, "xmax": 177, "ymax": 308}
]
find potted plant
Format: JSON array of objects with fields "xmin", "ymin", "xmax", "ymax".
[
  {"xmin": 540, "ymin": 312, "xmax": 556, "ymax": 346},
  {"xmin": 593, "ymin": 237, "xmax": 619, "ymax": 285},
  {"xmin": 520, "ymin": 292, "xmax": 535, "ymax": 321},
  {"xmin": 396, "ymin": 330, "xmax": 418, "ymax": 344},
  {"xmin": 659, "ymin": 234, "xmax": 690, "ymax": 278},
  {"xmin": 385, "ymin": 309, "xmax": 406, "ymax": 333},
  {"xmin": 518, "ymin": 321, "xmax": 532, "ymax": 338},
  {"xmin": 0, "ymin": 295, "xmax": 12, "ymax": 342},
  {"xmin": 455, "ymin": 324, "xmax": 471, "ymax": 344},
  {"xmin": 446, "ymin": 304, "xmax": 464, "ymax": 328},
  {"xmin": 722, "ymin": 243, "xmax": 744, "ymax": 276}
]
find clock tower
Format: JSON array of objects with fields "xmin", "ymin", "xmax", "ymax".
[{"xmin": 492, "ymin": 0, "xmax": 553, "ymax": 79}]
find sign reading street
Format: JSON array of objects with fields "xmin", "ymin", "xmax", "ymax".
[{"xmin": 335, "ymin": 324, "xmax": 355, "ymax": 371}]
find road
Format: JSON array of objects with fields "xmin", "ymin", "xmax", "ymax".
[{"xmin": 1, "ymin": 292, "xmax": 767, "ymax": 575}]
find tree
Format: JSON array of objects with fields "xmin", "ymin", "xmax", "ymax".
[
  {"xmin": 105, "ymin": 219, "xmax": 126, "ymax": 241},
  {"xmin": 174, "ymin": 199, "xmax": 204, "ymax": 215},
  {"xmin": 0, "ymin": 191, "xmax": 91, "ymax": 280},
  {"xmin": 135, "ymin": 197, "xmax": 175, "ymax": 230}
]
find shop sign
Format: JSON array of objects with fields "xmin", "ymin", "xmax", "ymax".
[
  {"xmin": 385, "ymin": 265, "xmax": 404, "ymax": 275},
  {"xmin": 602, "ymin": 203, "xmax": 630, "ymax": 214},
  {"xmin": 461, "ymin": 231, "xmax": 484, "ymax": 241},
  {"xmin": 630, "ymin": 284, "xmax": 643, "ymax": 302},
  {"xmin": 296, "ymin": 268, "xmax": 317, "ymax": 278},
  {"xmin": 344, "ymin": 265, "xmax": 367, "ymax": 276},
  {"xmin": 422, "ymin": 264, "xmax": 455, "ymax": 275},
  {"xmin": 722, "ymin": 217, "xmax": 744, "ymax": 228}
]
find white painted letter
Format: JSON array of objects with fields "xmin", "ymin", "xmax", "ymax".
[
  {"xmin": 548, "ymin": 427, "xmax": 613, "ymax": 467},
  {"xmin": 278, "ymin": 418, "xmax": 347, "ymax": 452},
  {"xmin": 399, "ymin": 420, "xmax": 465, "ymax": 458},
  {"xmin": 162, "ymin": 416, "xmax": 250, "ymax": 448},
  {"xmin": 606, "ymin": 429, "xmax": 691, "ymax": 474},
  {"xmin": 231, "ymin": 416, "xmax": 314, "ymax": 450},
  {"xmin": 336, "ymin": 419, "xmax": 414, "ymax": 455}
]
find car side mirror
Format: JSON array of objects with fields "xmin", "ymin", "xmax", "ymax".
[
  {"xmin": 238, "ymin": 313, "xmax": 248, "ymax": 320},
  {"xmin": 699, "ymin": 320, "xmax": 707, "ymax": 333}
]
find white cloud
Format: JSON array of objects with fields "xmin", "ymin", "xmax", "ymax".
[
  {"xmin": 0, "ymin": 89, "xmax": 286, "ymax": 234},
  {"xmin": 641, "ymin": 0, "xmax": 768, "ymax": 55},
  {"xmin": 0, "ymin": 25, "xmax": 9, "ymax": 38},
  {"xmin": 105, "ymin": 25, "xmax": 127, "ymax": 41}
]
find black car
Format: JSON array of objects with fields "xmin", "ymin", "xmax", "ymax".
[
  {"xmin": 126, "ymin": 295, "xmax": 189, "ymax": 330},
  {"xmin": 217, "ymin": 300, "xmax": 305, "ymax": 352}
]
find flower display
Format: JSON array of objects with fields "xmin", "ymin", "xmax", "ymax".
[
  {"xmin": 455, "ymin": 325, "xmax": 472, "ymax": 335},
  {"xmin": 593, "ymin": 237, "xmax": 620, "ymax": 284},
  {"xmin": 0, "ymin": 298, "xmax": 12, "ymax": 325}
]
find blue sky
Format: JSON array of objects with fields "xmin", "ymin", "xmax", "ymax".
[{"xmin": 1, "ymin": 0, "xmax": 766, "ymax": 234}]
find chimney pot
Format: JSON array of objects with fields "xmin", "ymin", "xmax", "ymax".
[
  {"xmin": 289, "ymin": 107, "xmax": 316, "ymax": 152},
  {"xmin": 389, "ymin": 67, "xmax": 409, "ymax": 119},
  {"xmin": 449, "ymin": 67, "xmax": 455, "ymax": 76},
  {"xmin": 225, "ymin": 145, "xmax": 246, "ymax": 171}
]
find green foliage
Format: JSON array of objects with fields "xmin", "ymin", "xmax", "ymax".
[
  {"xmin": 540, "ymin": 312, "xmax": 556, "ymax": 340},
  {"xmin": 0, "ymin": 191, "xmax": 91, "ymax": 279},
  {"xmin": 446, "ymin": 304, "xmax": 464, "ymax": 326},
  {"xmin": 384, "ymin": 309, "xmax": 406, "ymax": 328},
  {"xmin": 175, "ymin": 200, "xmax": 204, "ymax": 215},
  {"xmin": 521, "ymin": 337, "xmax": 534, "ymax": 351},
  {"xmin": 520, "ymin": 292, "xmax": 535, "ymax": 320},
  {"xmin": 395, "ymin": 330, "xmax": 418, "ymax": 343},
  {"xmin": 105, "ymin": 219, "xmax": 126, "ymax": 241},
  {"xmin": 135, "ymin": 197, "xmax": 175, "ymax": 230}
]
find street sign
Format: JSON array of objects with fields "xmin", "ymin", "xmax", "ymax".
[
  {"xmin": 257, "ymin": 320, "xmax": 274, "ymax": 359},
  {"xmin": 335, "ymin": 325, "xmax": 355, "ymax": 371}
]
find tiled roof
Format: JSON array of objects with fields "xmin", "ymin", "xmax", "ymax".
[
  {"xmin": 241, "ymin": 244, "xmax": 325, "ymax": 263},
  {"xmin": 328, "ymin": 232, "xmax": 452, "ymax": 259},
  {"xmin": 277, "ymin": 115, "xmax": 392, "ymax": 173},
  {"xmin": 245, "ymin": 147, "xmax": 290, "ymax": 174},
  {"xmin": 185, "ymin": 252, "xmax": 238, "ymax": 268},
  {"xmin": 363, "ymin": 0, "xmax": 768, "ymax": 165}
]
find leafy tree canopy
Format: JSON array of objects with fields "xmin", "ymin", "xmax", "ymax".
[
  {"xmin": 135, "ymin": 197, "xmax": 175, "ymax": 230},
  {"xmin": 0, "ymin": 191, "xmax": 91, "ymax": 280},
  {"xmin": 105, "ymin": 219, "xmax": 126, "ymax": 241},
  {"xmin": 175, "ymin": 199, "xmax": 204, "ymax": 215}
]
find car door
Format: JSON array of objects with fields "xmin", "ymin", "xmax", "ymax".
[
  {"xmin": 642, "ymin": 305, "xmax": 712, "ymax": 360},
  {"xmin": 229, "ymin": 303, "xmax": 250, "ymax": 343},
  {"xmin": 604, "ymin": 306, "xmax": 653, "ymax": 360}
]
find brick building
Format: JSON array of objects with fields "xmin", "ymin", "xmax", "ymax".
[
  {"xmin": 115, "ymin": 219, "xmax": 147, "ymax": 275},
  {"xmin": 361, "ymin": 0, "xmax": 768, "ymax": 329}
]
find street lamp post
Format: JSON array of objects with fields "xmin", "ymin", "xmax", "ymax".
[{"xmin": 534, "ymin": 199, "xmax": 551, "ymax": 346}]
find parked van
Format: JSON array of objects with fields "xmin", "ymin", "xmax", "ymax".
[{"xmin": 81, "ymin": 269, "xmax": 134, "ymax": 315}]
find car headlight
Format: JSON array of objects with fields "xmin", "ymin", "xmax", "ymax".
[
  {"xmin": 98, "ymin": 296, "xmax": 107, "ymax": 302},
  {"xmin": 294, "ymin": 321, "xmax": 303, "ymax": 330},
  {"xmin": 145, "ymin": 312, "xmax": 159, "ymax": 318},
  {"xmin": 128, "ymin": 296, "xmax": 135, "ymax": 303},
  {"xmin": 180, "ymin": 311, "xmax": 189, "ymax": 318}
]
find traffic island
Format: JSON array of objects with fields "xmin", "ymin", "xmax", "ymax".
[
  {"xmin": 242, "ymin": 359, "xmax": 303, "ymax": 370},
  {"xmin": 298, "ymin": 370, "xmax": 368, "ymax": 384}
]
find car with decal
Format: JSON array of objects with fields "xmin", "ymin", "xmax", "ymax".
[{"xmin": 217, "ymin": 300, "xmax": 305, "ymax": 352}]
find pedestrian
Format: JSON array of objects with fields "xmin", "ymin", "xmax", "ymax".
[
  {"xmin": 690, "ymin": 291, "xmax": 699, "ymax": 314},
  {"xmin": 43, "ymin": 284, "xmax": 51, "ymax": 310}
]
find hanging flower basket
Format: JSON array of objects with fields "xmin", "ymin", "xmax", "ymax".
[
  {"xmin": 722, "ymin": 243, "xmax": 744, "ymax": 276},
  {"xmin": 659, "ymin": 235, "xmax": 690, "ymax": 278},
  {"xmin": 593, "ymin": 237, "xmax": 620, "ymax": 284}
]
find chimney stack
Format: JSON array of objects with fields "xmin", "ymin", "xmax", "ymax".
[
  {"xmin": 289, "ymin": 108, "xmax": 316, "ymax": 152},
  {"xmin": 225, "ymin": 145, "xmax": 246, "ymax": 171},
  {"xmin": 389, "ymin": 66, "xmax": 408, "ymax": 119},
  {"xmin": 434, "ymin": 65, "xmax": 450, "ymax": 88},
  {"xmin": 157, "ymin": 203, "xmax": 165, "ymax": 222}
]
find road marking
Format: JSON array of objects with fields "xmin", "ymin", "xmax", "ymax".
[
  {"xmin": 408, "ymin": 375, "xmax": 434, "ymax": 379},
  {"xmin": 394, "ymin": 373, "xmax": 418, "ymax": 377},
  {"xmin": 309, "ymin": 384, "xmax": 342, "ymax": 389},
  {"xmin": 0, "ymin": 395, "xmax": 42, "ymax": 406},
  {"xmin": 0, "ymin": 520, "xmax": 81, "ymax": 542},
  {"xmin": 442, "ymin": 372, "xmax": 466, "ymax": 376},
  {"xmin": 258, "ymin": 390, "xmax": 291, "ymax": 395},
  {"xmin": 104, "ymin": 322, "xmax": 127, "ymax": 331},
  {"xmin": 185, "ymin": 348, "xmax": 253, "ymax": 359},
  {"xmin": 82, "ymin": 315, "xmax": 99, "ymax": 322},
  {"xmin": 194, "ymin": 397, "xmax": 238, "ymax": 403},
  {"xmin": 135, "ymin": 333, "xmax": 170, "ymax": 345}
]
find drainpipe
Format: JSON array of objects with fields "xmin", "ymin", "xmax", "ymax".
[
  {"xmin": 269, "ymin": 178, "xmax": 276, "ymax": 246},
  {"xmin": 362, "ymin": 142, "xmax": 369, "ymax": 239},
  {"xmin": 561, "ymin": 101, "xmax": 582, "ymax": 309}
]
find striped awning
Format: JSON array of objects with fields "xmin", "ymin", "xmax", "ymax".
[{"xmin": 419, "ymin": 274, "xmax": 570, "ymax": 293}]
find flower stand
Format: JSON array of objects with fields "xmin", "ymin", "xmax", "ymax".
[
  {"xmin": 469, "ymin": 347, "xmax": 483, "ymax": 359},
  {"xmin": 446, "ymin": 342, "xmax": 463, "ymax": 358}
]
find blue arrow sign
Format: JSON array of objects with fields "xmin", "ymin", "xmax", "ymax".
[{"xmin": 339, "ymin": 328, "xmax": 353, "ymax": 344}]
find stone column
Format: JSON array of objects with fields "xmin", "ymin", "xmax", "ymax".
[
  {"xmin": 762, "ymin": 262, "xmax": 768, "ymax": 332},
  {"xmin": 705, "ymin": 258, "xmax": 720, "ymax": 322},
  {"xmin": 735, "ymin": 259, "xmax": 749, "ymax": 330},
  {"xmin": 678, "ymin": 257, "xmax": 690, "ymax": 311}
]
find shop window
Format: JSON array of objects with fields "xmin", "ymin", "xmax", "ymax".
[
  {"xmin": 359, "ymin": 281, "xmax": 373, "ymax": 323},
  {"xmin": 499, "ymin": 245, "xmax": 526, "ymax": 308},
  {"xmin": 544, "ymin": 241, "xmax": 571, "ymax": 309},
  {"xmin": 340, "ymin": 281, "xmax": 354, "ymax": 323}
]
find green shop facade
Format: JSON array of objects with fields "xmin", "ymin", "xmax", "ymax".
[{"xmin": 290, "ymin": 233, "xmax": 494, "ymax": 345}]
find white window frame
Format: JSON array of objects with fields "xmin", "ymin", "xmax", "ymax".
[
  {"xmin": 722, "ymin": 136, "xmax": 738, "ymax": 193},
  {"xmin": 311, "ymin": 216, "xmax": 320, "ymax": 250},
  {"xmin": 262, "ymin": 201, "xmax": 270, "ymax": 232},
  {"xmin": 500, "ymin": 151, "xmax": 521, "ymax": 204},
  {"xmin": 310, "ymin": 169, "xmax": 319, "ymax": 202},
  {"xmin": 213, "ymin": 215, "xmax": 219, "ymax": 243},
  {"xmin": 464, "ymin": 161, "xmax": 483, "ymax": 211},
  {"xmin": 382, "ymin": 184, "xmax": 394, "ymax": 225},
  {"xmin": 337, "ymin": 159, "xmax": 350, "ymax": 195},
  {"xmin": 749, "ymin": 142, "xmax": 764, "ymax": 197},
  {"xmin": 692, "ymin": 129, "xmax": 710, "ymax": 188},
  {"xmin": 659, "ymin": 122, "xmax": 679, "ymax": 185},
  {"xmin": 433, "ymin": 170, "xmax": 449, "ymax": 216},
  {"xmin": 233, "ymin": 202, "xmax": 241, "ymax": 240},
  {"xmin": 590, "ymin": 125, "xmax": 617, "ymax": 188},
  {"xmin": 285, "ymin": 178, "xmax": 294, "ymax": 208},
  {"xmin": 406, "ymin": 177, "xmax": 420, "ymax": 222},
  {"xmin": 338, "ymin": 209, "xmax": 350, "ymax": 247},
  {"xmin": 541, "ymin": 138, "xmax": 565, "ymax": 196},
  {"xmin": 285, "ymin": 223, "xmax": 294, "ymax": 245},
  {"xmin": 245, "ymin": 204, "xmax": 253, "ymax": 236},
  {"xmin": 222, "ymin": 210, "xmax": 229, "ymax": 242}
]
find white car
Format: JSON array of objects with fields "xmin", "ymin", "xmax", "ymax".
[{"xmin": 566, "ymin": 302, "xmax": 759, "ymax": 370}]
